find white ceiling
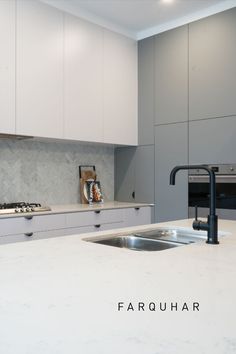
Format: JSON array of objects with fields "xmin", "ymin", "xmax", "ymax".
[{"xmin": 41, "ymin": 0, "xmax": 236, "ymax": 39}]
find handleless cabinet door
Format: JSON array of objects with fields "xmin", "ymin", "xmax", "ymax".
[
  {"xmin": 16, "ymin": 0, "xmax": 63, "ymax": 138},
  {"xmin": 115, "ymin": 147, "xmax": 136, "ymax": 202},
  {"xmin": 115, "ymin": 145, "xmax": 154, "ymax": 204},
  {"xmin": 189, "ymin": 116, "xmax": 236, "ymax": 164},
  {"xmin": 0, "ymin": 0, "xmax": 15, "ymax": 134},
  {"xmin": 104, "ymin": 30, "xmax": 138, "ymax": 145},
  {"xmin": 138, "ymin": 37, "xmax": 154, "ymax": 145},
  {"xmin": 64, "ymin": 15, "xmax": 103, "ymax": 143},
  {"xmin": 155, "ymin": 25, "xmax": 188, "ymax": 125},
  {"xmin": 189, "ymin": 8, "xmax": 236, "ymax": 120},
  {"xmin": 155, "ymin": 123, "xmax": 188, "ymax": 222},
  {"xmin": 135, "ymin": 145, "xmax": 154, "ymax": 204}
]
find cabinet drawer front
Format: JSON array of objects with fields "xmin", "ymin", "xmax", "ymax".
[
  {"xmin": 66, "ymin": 209, "xmax": 123, "ymax": 228},
  {"xmin": 96, "ymin": 222, "xmax": 123, "ymax": 231},
  {"xmin": 24, "ymin": 214, "xmax": 66, "ymax": 232},
  {"xmin": 84, "ymin": 222, "xmax": 123, "ymax": 233},
  {"xmin": 0, "ymin": 222, "xmax": 123, "ymax": 245},
  {"xmin": 0, "ymin": 228, "xmax": 69, "ymax": 244},
  {"xmin": 0, "ymin": 233, "xmax": 32, "ymax": 244},
  {"xmin": 94, "ymin": 209, "xmax": 123, "ymax": 224},
  {"xmin": 0, "ymin": 214, "xmax": 66, "ymax": 237},
  {"xmin": 123, "ymin": 207, "xmax": 151, "ymax": 227}
]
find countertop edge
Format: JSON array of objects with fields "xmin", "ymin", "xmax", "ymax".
[{"xmin": 0, "ymin": 202, "xmax": 154, "ymax": 220}]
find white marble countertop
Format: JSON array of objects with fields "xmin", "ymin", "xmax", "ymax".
[
  {"xmin": 0, "ymin": 218, "xmax": 236, "ymax": 354},
  {"xmin": 0, "ymin": 201, "xmax": 153, "ymax": 219}
]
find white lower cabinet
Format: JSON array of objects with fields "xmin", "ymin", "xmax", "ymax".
[
  {"xmin": 65, "ymin": 209, "xmax": 123, "ymax": 228},
  {"xmin": 0, "ymin": 206, "xmax": 152, "ymax": 245},
  {"xmin": 0, "ymin": 228, "xmax": 69, "ymax": 245},
  {"xmin": 123, "ymin": 207, "xmax": 152, "ymax": 227},
  {"xmin": 0, "ymin": 214, "xmax": 66, "ymax": 237},
  {"xmin": 66, "ymin": 222, "xmax": 124, "ymax": 235}
]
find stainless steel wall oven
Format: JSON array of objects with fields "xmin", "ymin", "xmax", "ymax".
[{"xmin": 189, "ymin": 164, "xmax": 236, "ymax": 220}]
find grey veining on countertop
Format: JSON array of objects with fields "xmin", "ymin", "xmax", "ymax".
[{"xmin": 0, "ymin": 139, "xmax": 114, "ymax": 204}]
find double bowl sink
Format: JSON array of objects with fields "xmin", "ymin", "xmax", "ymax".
[{"xmin": 84, "ymin": 227, "xmax": 208, "ymax": 252}]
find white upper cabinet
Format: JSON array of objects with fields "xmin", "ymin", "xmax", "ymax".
[
  {"xmin": 103, "ymin": 30, "xmax": 138, "ymax": 145},
  {"xmin": 0, "ymin": 0, "xmax": 138, "ymax": 145},
  {"xmin": 64, "ymin": 15, "xmax": 103, "ymax": 143},
  {"xmin": 65, "ymin": 22, "xmax": 138, "ymax": 146},
  {"xmin": 0, "ymin": 0, "xmax": 15, "ymax": 134},
  {"xmin": 16, "ymin": 0, "xmax": 64, "ymax": 138}
]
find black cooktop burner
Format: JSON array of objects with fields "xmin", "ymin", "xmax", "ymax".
[{"xmin": 0, "ymin": 202, "xmax": 41, "ymax": 209}]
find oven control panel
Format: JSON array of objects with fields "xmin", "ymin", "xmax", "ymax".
[{"xmin": 189, "ymin": 164, "xmax": 236, "ymax": 176}]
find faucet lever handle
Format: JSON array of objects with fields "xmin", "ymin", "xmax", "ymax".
[{"xmin": 195, "ymin": 205, "xmax": 198, "ymax": 221}]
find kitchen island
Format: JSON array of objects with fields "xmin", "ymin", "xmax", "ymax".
[{"xmin": 0, "ymin": 219, "xmax": 236, "ymax": 354}]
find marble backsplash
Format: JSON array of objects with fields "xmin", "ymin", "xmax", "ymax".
[{"xmin": 0, "ymin": 139, "xmax": 114, "ymax": 205}]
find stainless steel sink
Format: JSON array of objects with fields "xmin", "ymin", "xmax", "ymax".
[
  {"xmin": 84, "ymin": 227, "xmax": 207, "ymax": 252},
  {"xmin": 134, "ymin": 227, "xmax": 206, "ymax": 244},
  {"xmin": 84, "ymin": 226, "xmax": 227, "ymax": 251},
  {"xmin": 91, "ymin": 235, "xmax": 182, "ymax": 251}
]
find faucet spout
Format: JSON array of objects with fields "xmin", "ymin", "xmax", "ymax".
[{"xmin": 169, "ymin": 165, "xmax": 219, "ymax": 245}]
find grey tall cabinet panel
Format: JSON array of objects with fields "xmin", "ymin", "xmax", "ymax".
[
  {"xmin": 189, "ymin": 8, "xmax": 236, "ymax": 120},
  {"xmin": 115, "ymin": 147, "xmax": 136, "ymax": 202},
  {"xmin": 155, "ymin": 25, "xmax": 188, "ymax": 125},
  {"xmin": 189, "ymin": 116, "xmax": 236, "ymax": 164},
  {"xmin": 115, "ymin": 145, "xmax": 154, "ymax": 203},
  {"xmin": 115, "ymin": 35, "xmax": 155, "ymax": 217},
  {"xmin": 155, "ymin": 123, "xmax": 188, "ymax": 222},
  {"xmin": 138, "ymin": 36, "xmax": 155, "ymax": 145},
  {"xmin": 134, "ymin": 145, "xmax": 154, "ymax": 204}
]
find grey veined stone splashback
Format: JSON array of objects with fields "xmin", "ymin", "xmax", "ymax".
[{"xmin": 0, "ymin": 139, "xmax": 114, "ymax": 205}]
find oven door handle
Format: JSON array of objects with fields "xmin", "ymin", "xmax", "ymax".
[{"xmin": 189, "ymin": 175, "xmax": 236, "ymax": 183}]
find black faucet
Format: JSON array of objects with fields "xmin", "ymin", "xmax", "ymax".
[{"xmin": 169, "ymin": 165, "xmax": 219, "ymax": 245}]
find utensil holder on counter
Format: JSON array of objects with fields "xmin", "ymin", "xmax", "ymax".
[
  {"xmin": 79, "ymin": 165, "xmax": 97, "ymax": 204},
  {"xmin": 79, "ymin": 165, "xmax": 104, "ymax": 205}
]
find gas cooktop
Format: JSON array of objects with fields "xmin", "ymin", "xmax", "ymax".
[{"xmin": 0, "ymin": 202, "xmax": 51, "ymax": 215}]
